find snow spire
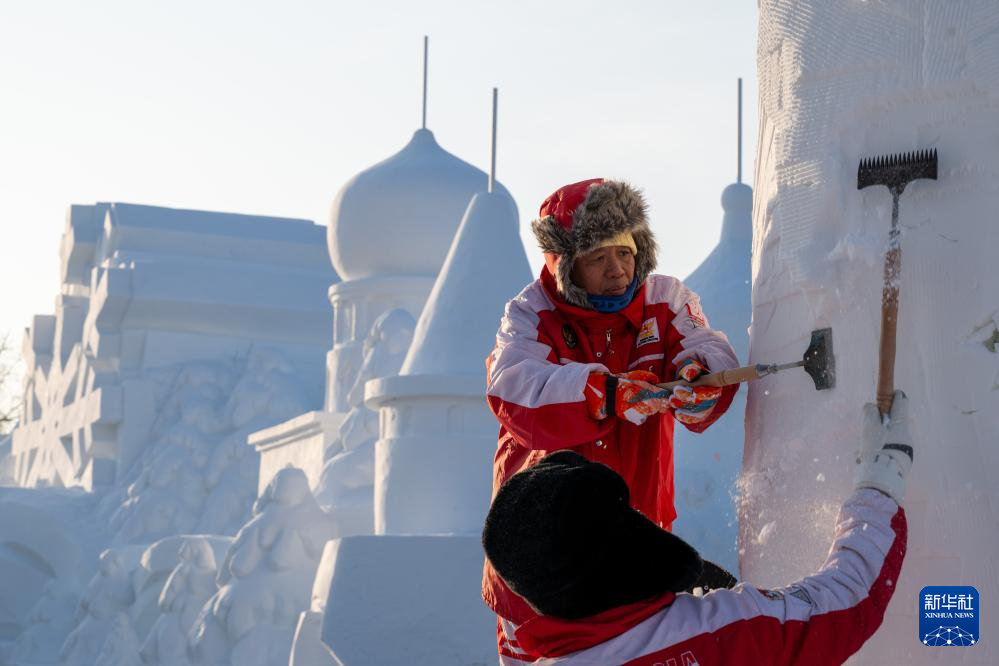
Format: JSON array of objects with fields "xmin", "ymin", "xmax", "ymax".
[
  {"xmin": 489, "ymin": 88, "xmax": 498, "ymax": 194},
  {"xmin": 422, "ymin": 36, "xmax": 429, "ymax": 129},
  {"xmin": 737, "ymin": 77, "xmax": 743, "ymax": 184}
]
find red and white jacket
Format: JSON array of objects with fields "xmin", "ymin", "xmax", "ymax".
[
  {"xmin": 483, "ymin": 268, "xmax": 740, "ymax": 625},
  {"xmin": 506, "ymin": 489, "xmax": 907, "ymax": 665}
]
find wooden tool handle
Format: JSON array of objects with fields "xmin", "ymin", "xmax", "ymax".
[
  {"xmin": 658, "ymin": 365, "xmax": 762, "ymax": 391},
  {"xmin": 877, "ymin": 245, "xmax": 901, "ymax": 416}
]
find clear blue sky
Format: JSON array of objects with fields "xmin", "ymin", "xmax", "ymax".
[{"xmin": 0, "ymin": 0, "xmax": 757, "ymax": 364}]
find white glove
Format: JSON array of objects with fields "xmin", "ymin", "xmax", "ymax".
[{"xmin": 853, "ymin": 390, "xmax": 914, "ymax": 504}]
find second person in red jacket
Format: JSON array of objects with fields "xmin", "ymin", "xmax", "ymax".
[{"xmin": 483, "ymin": 178, "xmax": 741, "ymax": 661}]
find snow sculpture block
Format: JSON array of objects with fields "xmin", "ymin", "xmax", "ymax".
[
  {"xmin": 251, "ymin": 411, "xmax": 345, "ymax": 495},
  {"xmin": 672, "ymin": 183, "xmax": 751, "ymax": 576},
  {"xmin": 10, "ymin": 202, "xmax": 336, "ymax": 490},
  {"xmin": 0, "ymin": 488, "xmax": 90, "ymax": 650},
  {"xmin": 366, "ymin": 190, "xmax": 532, "ymax": 535},
  {"xmin": 310, "ymin": 309, "xmax": 414, "ymax": 537},
  {"xmin": 60, "ymin": 549, "xmax": 140, "ymax": 665},
  {"xmin": 6, "ymin": 578, "xmax": 79, "ymax": 664},
  {"xmin": 187, "ymin": 467, "xmax": 337, "ymax": 666},
  {"xmin": 140, "ymin": 536, "xmax": 229, "ymax": 666},
  {"xmin": 748, "ymin": 3, "xmax": 999, "ymax": 663},
  {"xmin": 325, "ymin": 276, "xmax": 437, "ymax": 415},
  {"xmin": 316, "ymin": 535, "xmax": 495, "ymax": 665},
  {"xmin": 366, "ymin": 375, "xmax": 500, "ymax": 534}
]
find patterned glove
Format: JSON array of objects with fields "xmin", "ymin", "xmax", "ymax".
[
  {"xmin": 585, "ymin": 370, "xmax": 671, "ymax": 426},
  {"xmin": 854, "ymin": 390, "xmax": 913, "ymax": 504},
  {"xmin": 669, "ymin": 358, "xmax": 722, "ymax": 426}
]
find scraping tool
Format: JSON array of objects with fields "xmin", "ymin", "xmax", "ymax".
[
  {"xmin": 857, "ymin": 149, "xmax": 938, "ymax": 416},
  {"xmin": 657, "ymin": 328, "xmax": 835, "ymax": 394}
]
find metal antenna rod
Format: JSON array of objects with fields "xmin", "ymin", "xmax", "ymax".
[
  {"xmin": 489, "ymin": 88, "xmax": 497, "ymax": 193},
  {"xmin": 422, "ymin": 36, "xmax": 428, "ymax": 129},
  {"xmin": 737, "ymin": 77, "xmax": 743, "ymax": 184}
]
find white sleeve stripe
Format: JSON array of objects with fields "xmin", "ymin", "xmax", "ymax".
[
  {"xmin": 488, "ymin": 281, "xmax": 609, "ymax": 408},
  {"xmin": 627, "ymin": 353, "xmax": 665, "ymax": 369},
  {"xmin": 643, "ymin": 274, "xmax": 686, "ymax": 309},
  {"xmin": 489, "ymin": 360, "xmax": 608, "ymax": 407}
]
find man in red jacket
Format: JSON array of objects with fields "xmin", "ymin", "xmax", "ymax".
[
  {"xmin": 482, "ymin": 393, "xmax": 913, "ymax": 664},
  {"xmin": 483, "ymin": 178, "xmax": 741, "ymax": 660}
]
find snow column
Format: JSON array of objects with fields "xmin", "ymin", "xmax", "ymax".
[{"xmin": 746, "ymin": 2, "xmax": 999, "ymax": 663}]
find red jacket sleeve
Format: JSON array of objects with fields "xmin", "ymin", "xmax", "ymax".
[{"xmin": 486, "ymin": 291, "xmax": 614, "ymax": 450}]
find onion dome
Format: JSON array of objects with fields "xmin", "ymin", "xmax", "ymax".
[{"xmin": 328, "ymin": 129, "xmax": 511, "ymax": 281}]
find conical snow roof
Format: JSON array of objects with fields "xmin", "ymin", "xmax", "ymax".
[
  {"xmin": 398, "ymin": 188, "xmax": 531, "ymax": 377},
  {"xmin": 328, "ymin": 129, "xmax": 511, "ymax": 281},
  {"xmin": 684, "ymin": 181, "xmax": 752, "ymax": 357}
]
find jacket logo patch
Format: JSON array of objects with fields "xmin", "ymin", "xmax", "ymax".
[
  {"xmin": 637, "ymin": 318, "xmax": 660, "ymax": 346},
  {"xmin": 562, "ymin": 324, "xmax": 578, "ymax": 349},
  {"xmin": 685, "ymin": 302, "xmax": 706, "ymax": 328}
]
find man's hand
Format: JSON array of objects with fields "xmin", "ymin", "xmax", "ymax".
[
  {"xmin": 854, "ymin": 390, "xmax": 914, "ymax": 504},
  {"xmin": 585, "ymin": 370, "xmax": 671, "ymax": 426},
  {"xmin": 669, "ymin": 358, "xmax": 722, "ymax": 426}
]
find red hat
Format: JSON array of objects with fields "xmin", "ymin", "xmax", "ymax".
[{"xmin": 532, "ymin": 179, "xmax": 657, "ymax": 308}]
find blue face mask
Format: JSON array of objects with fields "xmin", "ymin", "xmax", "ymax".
[{"xmin": 587, "ymin": 276, "xmax": 640, "ymax": 313}]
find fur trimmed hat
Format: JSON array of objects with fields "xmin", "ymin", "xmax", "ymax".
[
  {"xmin": 531, "ymin": 179, "xmax": 658, "ymax": 308},
  {"xmin": 482, "ymin": 451, "xmax": 703, "ymax": 620}
]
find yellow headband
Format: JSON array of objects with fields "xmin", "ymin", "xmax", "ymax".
[{"xmin": 591, "ymin": 230, "xmax": 637, "ymax": 255}]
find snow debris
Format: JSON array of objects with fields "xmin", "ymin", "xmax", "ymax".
[{"xmin": 756, "ymin": 522, "xmax": 777, "ymax": 545}]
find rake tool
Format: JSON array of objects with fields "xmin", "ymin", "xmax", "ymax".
[
  {"xmin": 657, "ymin": 328, "xmax": 835, "ymax": 394},
  {"xmin": 858, "ymin": 149, "xmax": 938, "ymax": 416}
]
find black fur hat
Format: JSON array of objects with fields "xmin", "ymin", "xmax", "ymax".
[
  {"xmin": 482, "ymin": 451, "xmax": 703, "ymax": 620},
  {"xmin": 532, "ymin": 179, "xmax": 658, "ymax": 309}
]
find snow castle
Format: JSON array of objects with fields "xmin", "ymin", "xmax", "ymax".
[
  {"xmin": 251, "ymin": 126, "xmax": 513, "ymax": 516},
  {"xmin": 746, "ymin": 2, "xmax": 999, "ymax": 662},
  {"xmin": 312, "ymin": 185, "xmax": 530, "ymax": 665},
  {"xmin": 238, "ymin": 124, "xmax": 528, "ymax": 664},
  {"xmin": 2, "ymin": 202, "xmax": 337, "ymax": 662},
  {"xmin": 11, "ymin": 203, "xmax": 335, "ymax": 491}
]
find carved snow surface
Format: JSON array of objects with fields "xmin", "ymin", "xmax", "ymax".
[
  {"xmin": 5, "ymin": 578, "xmax": 80, "ymax": 664},
  {"xmin": 102, "ymin": 349, "xmax": 314, "ymax": 545},
  {"xmin": 59, "ymin": 549, "xmax": 137, "ymax": 665},
  {"xmin": 94, "ymin": 613, "xmax": 143, "ymax": 666},
  {"xmin": 750, "ymin": 2, "xmax": 999, "ymax": 664},
  {"xmin": 11, "ymin": 202, "xmax": 334, "ymax": 490},
  {"xmin": 140, "ymin": 539, "xmax": 220, "ymax": 666},
  {"xmin": 187, "ymin": 468, "xmax": 337, "ymax": 666},
  {"xmin": 0, "ymin": 435, "xmax": 14, "ymax": 486},
  {"xmin": 314, "ymin": 308, "xmax": 414, "ymax": 535}
]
